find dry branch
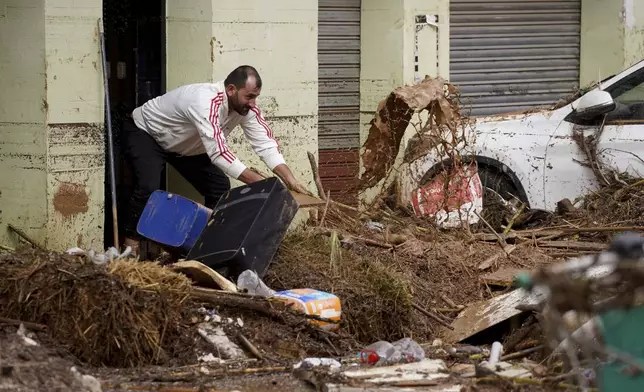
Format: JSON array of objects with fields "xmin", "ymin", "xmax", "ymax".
[{"xmin": 307, "ymin": 151, "xmax": 327, "ymax": 200}]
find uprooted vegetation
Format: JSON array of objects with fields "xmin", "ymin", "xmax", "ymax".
[
  {"xmin": 0, "ymin": 249, "xmax": 199, "ymax": 367},
  {"xmin": 359, "ymin": 75, "xmax": 474, "ymax": 192}
]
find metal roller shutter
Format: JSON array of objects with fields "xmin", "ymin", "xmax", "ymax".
[
  {"xmin": 318, "ymin": 0, "xmax": 361, "ymax": 204},
  {"xmin": 450, "ymin": 0, "xmax": 581, "ymax": 116}
]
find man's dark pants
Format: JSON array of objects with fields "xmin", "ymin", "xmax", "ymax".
[{"xmin": 122, "ymin": 118, "xmax": 231, "ymax": 239}]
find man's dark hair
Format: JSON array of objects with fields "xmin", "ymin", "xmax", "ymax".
[{"xmin": 224, "ymin": 65, "xmax": 262, "ymax": 89}]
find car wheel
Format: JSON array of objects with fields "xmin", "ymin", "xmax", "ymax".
[
  {"xmin": 477, "ymin": 166, "xmax": 522, "ymax": 205},
  {"xmin": 475, "ymin": 166, "xmax": 525, "ymax": 231}
]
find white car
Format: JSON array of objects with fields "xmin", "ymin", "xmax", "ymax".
[{"xmin": 401, "ymin": 59, "xmax": 644, "ymax": 211}]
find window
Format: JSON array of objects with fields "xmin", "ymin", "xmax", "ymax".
[{"xmin": 605, "ymin": 68, "xmax": 644, "ymax": 123}]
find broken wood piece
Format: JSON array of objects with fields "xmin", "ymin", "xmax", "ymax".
[
  {"xmin": 481, "ymin": 267, "xmax": 528, "ymax": 287},
  {"xmin": 503, "ymin": 203, "xmax": 526, "ymax": 234},
  {"xmin": 7, "ymin": 224, "xmax": 42, "ymax": 249},
  {"xmin": 0, "ymin": 244, "xmax": 14, "ymax": 252},
  {"xmin": 503, "ymin": 318, "xmax": 536, "ymax": 354},
  {"xmin": 477, "ymin": 225, "xmax": 644, "ymax": 242},
  {"xmin": 170, "ymin": 260, "xmax": 238, "ymax": 292},
  {"xmin": 105, "ymin": 366, "xmax": 290, "ymax": 385},
  {"xmin": 316, "ymin": 228, "xmax": 394, "ymax": 249},
  {"xmin": 537, "ymin": 240, "xmax": 607, "ymax": 251},
  {"xmin": 189, "ymin": 287, "xmax": 341, "ymax": 338},
  {"xmin": 439, "ymin": 294, "xmax": 462, "ymax": 310},
  {"xmin": 547, "ymin": 251, "xmax": 597, "ymax": 257},
  {"xmin": 236, "ymin": 333, "xmax": 265, "ymax": 361},
  {"xmin": 318, "ymin": 190, "xmax": 332, "ymax": 227},
  {"xmin": 320, "ymin": 359, "xmax": 454, "ymax": 391},
  {"xmin": 477, "ymin": 245, "xmax": 517, "ymax": 270},
  {"xmin": 307, "ymin": 151, "xmax": 327, "ymax": 200},
  {"xmin": 500, "ymin": 345, "xmax": 543, "ymax": 361},
  {"xmin": 475, "ymin": 230, "xmax": 564, "ymax": 242},
  {"xmin": 0, "ymin": 317, "xmax": 47, "ymax": 331},
  {"xmin": 291, "ymin": 191, "xmax": 326, "ymax": 207},
  {"xmin": 354, "ymin": 236, "xmax": 394, "ymax": 249},
  {"xmin": 412, "ymin": 302, "xmax": 454, "ymax": 330},
  {"xmin": 443, "ymin": 288, "xmax": 546, "ymax": 343},
  {"xmin": 386, "ymin": 233, "xmax": 408, "ymax": 246},
  {"xmin": 474, "ymin": 211, "xmax": 508, "ymax": 251}
]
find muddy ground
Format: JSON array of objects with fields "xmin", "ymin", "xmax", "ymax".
[
  {"xmin": 0, "ymin": 325, "xmax": 93, "ymax": 392},
  {"xmin": 0, "ymin": 323, "xmax": 312, "ymax": 392}
]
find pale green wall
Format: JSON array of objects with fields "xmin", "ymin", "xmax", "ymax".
[
  {"xmin": 0, "ymin": 0, "xmax": 104, "ymax": 251},
  {"xmin": 0, "ymin": 0, "xmax": 48, "ymax": 249},
  {"xmin": 44, "ymin": 0, "xmax": 105, "ymax": 251},
  {"xmin": 580, "ymin": 0, "xmax": 644, "ymax": 86},
  {"xmin": 358, "ymin": 0, "xmax": 450, "ymax": 205},
  {"xmin": 165, "ymin": 0, "xmax": 319, "ymax": 228}
]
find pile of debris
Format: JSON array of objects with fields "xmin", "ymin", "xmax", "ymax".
[
  {"xmin": 3, "ymin": 75, "xmax": 644, "ymax": 392},
  {"xmin": 0, "ymin": 248, "xmax": 200, "ymax": 367}
]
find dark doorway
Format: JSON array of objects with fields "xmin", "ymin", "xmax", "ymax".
[{"xmin": 102, "ymin": 0, "xmax": 165, "ymax": 251}]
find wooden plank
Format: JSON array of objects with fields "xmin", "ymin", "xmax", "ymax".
[
  {"xmin": 443, "ymin": 288, "xmax": 545, "ymax": 344},
  {"xmin": 481, "ymin": 267, "xmax": 527, "ymax": 286},
  {"xmin": 290, "ymin": 191, "xmax": 326, "ymax": 207},
  {"xmin": 538, "ymin": 240, "xmax": 607, "ymax": 251},
  {"xmin": 445, "ymin": 261, "xmax": 616, "ymax": 343},
  {"xmin": 325, "ymin": 385, "xmax": 462, "ymax": 392}
]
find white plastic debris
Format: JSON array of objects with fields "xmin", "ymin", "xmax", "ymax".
[
  {"xmin": 365, "ymin": 221, "xmax": 385, "ymax": 232},
  {"xmin": 70, "ymin": 366, "xmax": 102, "ymax": 392},
  {"xmin": 197, "ymin": 324, "xmax": 246, "ymax": 360},
  {"xmin": 66, "ymin": 247, "xmax": 85, "ymax": 255},
  {"xmin": 489, "ymin": 342, "xmax": 503, "ymax": 365},
  {"xmin": 17, "ymin": 324, "xmax": 38, "ymax": 347},
  {"xmin": 237, "ymin": 270, "xmax": 276, "ymax": 297},
  {"xmin": 198, "ymin": 353, "xmax": 224, "ymax": 364},
  {"xmin": 294, "ymin": 358, "xmax": 342, "ymax": 370},
  {"xmin": 65, "ymin": 246, "xmax": 132, "ymax": 265}
]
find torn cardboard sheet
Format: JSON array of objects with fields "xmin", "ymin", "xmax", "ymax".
[{"xmin": 359, "ymin": 76, "xmax": 461, "ymax": 190}]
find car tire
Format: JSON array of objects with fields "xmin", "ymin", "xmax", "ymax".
[{"xmin": 476, "ymin": 165, "xmax": 523, "ymax": 205}]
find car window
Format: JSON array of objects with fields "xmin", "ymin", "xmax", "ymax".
[{"xmin": 605, "ymin": 68, "xmax": 644, "ymax": 123}]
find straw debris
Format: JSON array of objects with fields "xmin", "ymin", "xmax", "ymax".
[
  {"xmin": 265, "ymin": 232, "xmax": 414, "ymax": 344},
  {"xmin": 0, "ymin": 248, "xmax": 198, "ymax": 367}
]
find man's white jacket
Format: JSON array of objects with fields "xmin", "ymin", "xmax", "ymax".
[{"xmin": 132, "ymin": 81, "xmax": 285, "ymax": 179}]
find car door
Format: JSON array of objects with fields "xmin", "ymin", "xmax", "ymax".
[
  {"xmin": 544, "ymin": 66, "xmax": 644, "ymax": 210},
  {"xmin": 597, "ymin": 68, "xmax": 644, "ymax": 179}
]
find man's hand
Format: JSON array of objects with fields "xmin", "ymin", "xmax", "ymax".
[
  {"xmin": 287, "ymin": 180, "xmax": 312, "ymax": 196},
  {"xmin": 272, "ymin": 163, "xmax": 313, "ymax": 196},
  {"xmin": 238, "ymin": 168, "xmax": 266, "ymax": 184}
]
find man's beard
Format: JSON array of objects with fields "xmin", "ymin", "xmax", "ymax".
[
  {"xmin": 236, "ymin": 106, "xmax": 250, "ymax": 115},
  {"xmin": 232, "ymin": 98, "xmax": 250, "ymax": 115}
]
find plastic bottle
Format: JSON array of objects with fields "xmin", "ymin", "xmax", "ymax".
[
  {"xmin": 358, "ymin": 341, "xmax": 397, "ymax": 365},
  {"xmin": 358, "ymin": 338, "xmax": 425, "ymax": 365},
  {"xmin": 391, "ymin": 338, "xmax": 425, "ymax": 363},
  {"xmin": 236, "ymin": 270, "xmax": 276, "ymax": 298}
]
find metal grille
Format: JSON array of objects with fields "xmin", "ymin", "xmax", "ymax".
[
  {"xmin": 318, "ymin": 0, "xmax": 361, "ymax": 149},
  {"xmin": 450, "ymin": 0, "xmax": 581, "ymax": 116},
  {"xmin": 317, "ymin": 0, "xmax": 361, "ymax": 205}
]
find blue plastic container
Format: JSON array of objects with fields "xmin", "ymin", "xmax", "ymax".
[{"xmin": 136, "ymin": 190, "xmax": 212, "ymax": 255}]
